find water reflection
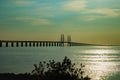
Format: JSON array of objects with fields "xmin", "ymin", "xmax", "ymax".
[
  {"xmin": 0, "ymin": 46, "xmax": 120, "ymax": 80},
  {"xmin": 82, "ymin": 49, "xmax": 118, "ymax": 54},
  {"xmin": 87, "ymin": 62, "xmax": 117, "ymax": 80},
  {"xmin": 73, "ymin": 48, "xmax": 119, "ymax": 80}
]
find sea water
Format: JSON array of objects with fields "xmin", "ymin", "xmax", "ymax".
[{"xmin": 0, "ymin": 46, "xmax": 120, "ymax": 80}]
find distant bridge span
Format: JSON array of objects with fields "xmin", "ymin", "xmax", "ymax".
[
  {"xmin": 0, "ymin": 40, "xmax": 72, "ymax": 47},
  {"xmin": 0, "ymin": 34, "xmax": 93, "ymax": 47},
  {"xmin": 0, "ymin": 40, "xmax": 93, "ymax": 47}
]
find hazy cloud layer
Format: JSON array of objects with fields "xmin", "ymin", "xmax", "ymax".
[
  {"xmin": 16, "ymin": 17, "xmax": 52, "ymax": 26},
  {"xmin": 14, "ymin": 1, "xmax": 36, "ymax": 6},
  {"xmin": 89, "ymin": 8, "xmax": 119, "ymax": 17},
  {"xmin": 83, "ymin": 8, "xmax": 119, "ymax": 21},
  {"xmin": 62, "ymin": 0, "xmax": 87, "ymax": 11}
]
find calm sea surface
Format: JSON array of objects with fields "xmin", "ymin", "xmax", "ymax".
[{"xmin": 0, "ymin": 46, "xmax": 120, "ymax": 80}]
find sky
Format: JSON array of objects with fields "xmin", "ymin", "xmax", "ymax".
[{"xmin": 0, "ymin": 0, "xmax": 120, "ymax": 45}]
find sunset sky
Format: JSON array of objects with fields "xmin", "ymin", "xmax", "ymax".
[{"xmin": 0, "ymin": 0, "xmax": 120, "ymax": 45}]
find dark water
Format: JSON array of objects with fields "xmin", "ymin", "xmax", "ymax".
[{"xmin": 0, "ymin": 46, "xmax": 120, "ymax": 80}]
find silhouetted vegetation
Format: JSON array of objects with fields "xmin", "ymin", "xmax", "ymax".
[
  {"xmin": 0, "ymin": 56, "xmax": 91, "ymax": 80},
  {"xmin": 0, "ymin": 73, "xmax": 31, "ymax": 80}
]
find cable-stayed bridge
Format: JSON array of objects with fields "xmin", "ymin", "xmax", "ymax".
[{"xmin": 0, "ymin": 34, "xmax": 94, "ymax": 47}]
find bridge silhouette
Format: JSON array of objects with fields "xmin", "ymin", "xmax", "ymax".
[{"xmin": 0, "ymin": 34, "xmax": 92, "ymax": 47}]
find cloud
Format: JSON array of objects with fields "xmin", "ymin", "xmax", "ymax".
[
  {"xmin": 32, "ymin": 19, "xmax": 52, "ymax": 26},
  {"xmin": 62, "ymin": 0, "xmax": 87, "ymax": 11},
  {"xmin": 89, "ymin": 8, "xmax": 119, "ymax": 17},
  {"xmin": 83, "ymin": 16, "xmax": 96, "ymax": 21},
  {"xmin": 82, "ymin": 8, "xmax": 120, "ymax": 21},
  {"xmin": 16, "ymin": 17, "xmax": 52, "ymax": 26},
  {"xmin": 13, "ymin": 1, "xmax": 36, "ymax": 6},
  {"xmin": 83, "ymin": 16, "xmax": 105, "ymax": 21}
]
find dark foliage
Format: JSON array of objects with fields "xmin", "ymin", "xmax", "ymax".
[
  {"xmin": 0, "ymin": 56, "xmax": 91, "ymax": 80},
  {"xmin": 0, "ymin": 73, "xmax": 31, "ymax": 80},
  {"xmin": 32, "ymin": 56, "xmax": 91, "ymax": 80}
]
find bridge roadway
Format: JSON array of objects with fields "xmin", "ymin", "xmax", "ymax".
[
  {"xmin": 0, "ymin": 40, "xmax": 72, "ymax": 47},
  {"xmin": 0, "ymin": 40, "xmax": 92, "ymax": 47}
]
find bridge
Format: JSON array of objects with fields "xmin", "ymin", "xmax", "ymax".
[{"xmin": 0, "ymin": 34, "xmax": 93, "ymax": 47}]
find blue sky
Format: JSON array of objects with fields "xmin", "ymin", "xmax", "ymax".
[{"xmin": 0, "ymin": 0, "xmax": 120, "ymax": 45}]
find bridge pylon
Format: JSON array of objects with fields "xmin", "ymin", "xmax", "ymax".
[
  {"xmin": 60, "ymin": 34, "xmax": 64, "ymax": 46},
  {"xmin": 67, "ymin": 35, "xmax": 71, "ymax": 46}
]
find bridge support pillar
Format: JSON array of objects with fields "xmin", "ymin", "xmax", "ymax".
[
  {"xmin": 21, "ymin": 42, "xmax": 23, "ymax": 47},
  {"xmin": 57, "ymin": 42, "xmax": 59, "ymax": 46},
  {"xmin": 16, "ymin": 42, "xmax": 19, "ymax": 47},
  {"xmin": 60, "ymin": 42, "xmax": 64, "ymax": 47},
  {"xmin": 36, "ymin": 42, "xmax": 39, "ymax": 47},
  {"xmin": 33, "ymin": 42, "xmax": 35, "ymax": 47},
  {"xmin": 0, "ymin": 41, "xmax": 2, "ymax": 47},
  {"xmin": 51, "ymin": 42, "xmax": 53, "ymax": 46},
  {"xmin": 63, "ymin": 43, "xmax": 64, "ymax": 47},
  {"xmin": 6, "ymin": 42, "xmax": 8, "ymax": 47},
  {"xmin": 43, "ymin": 42, "xmax": 45, "ymax": 47},
  {"xmin": 46, "ymin": 42, "xmax": 48, "ymax": 47},
  {"xmin": 67, "ymin": 42, "xmax": 71, "ymax": 46},
  {"xmin": 25, "ymin": 42, "xmax": 27, "ymax": 47},
  {"xmin": 29, "ymin": 42, "xmax": 32, "ymax": 47},
  {"xmin": 11, "ymin": 42, "xmax": 14, "ymax": 47},
  {"xmin": 48, "ymin": 42, "xmax": 50, "ymax": 46},
  {"xmin": 39, "ymin": 42, "xmax": 42, "ymax": 46},
  {"xmin": 70, "ymin": 42, "xmax": 72, "ymax": 46},
  {"xmin": 59, "ymin": 42, "xmax": 61, "ymax": 46},
  {"xmin": 54, "ymin": 42, "xmax": 56, "ymax": 46}
]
